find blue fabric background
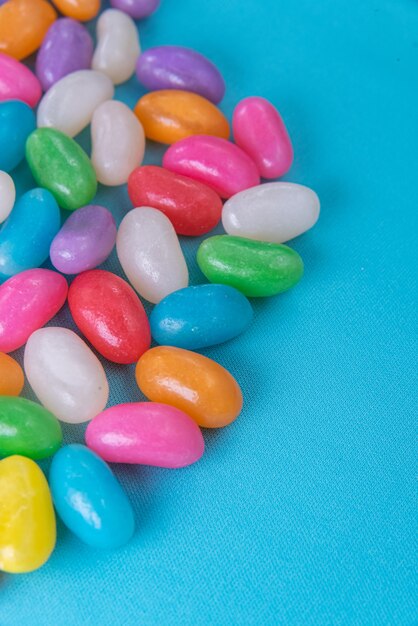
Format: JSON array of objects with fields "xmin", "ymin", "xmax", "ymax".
[{"xmin": 2, "ymin": 0, "xmax": 417, "ymax": 624}]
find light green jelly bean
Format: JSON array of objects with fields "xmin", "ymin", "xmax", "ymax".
[
  {"xmin": 197, "ymin": 235, "xmax": 304, "ymax": 297},
  {"xmin": 25, "ymin": 128, "xmax": 97, "ymax": 211}
]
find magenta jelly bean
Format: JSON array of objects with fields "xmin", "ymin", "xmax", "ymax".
[
  {"xmin": 110, "ymin": 0, "xmax": 160, "ymax": 19},
  {"xmin": 163, "ymin": 135, "xmax": 260, "ymax": 199},
  {"xmin": 233, "ymin": 96, "xmax": 293, "ymax": 179},
  {"xmin": 0, "ymin": 52, "xmax": 42, "ymax": 107}
]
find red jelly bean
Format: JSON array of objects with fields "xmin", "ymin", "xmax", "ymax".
[
  {"xmin": 68, "ymin": 270, "xmax": 151, "ymax": 364},
  {"xmin": 128, "ymin": 166, "xmax": 223, "ymax": 237}
]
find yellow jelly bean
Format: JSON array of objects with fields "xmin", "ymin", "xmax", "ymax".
[
  {"xmin": 0, "ymin": 0, "xmax": 57, "ymax": 61},
  {"xmin": 0, "ymin": 456, "xmax": 56, "ymax": 573}
]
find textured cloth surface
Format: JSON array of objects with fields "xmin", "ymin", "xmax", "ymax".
[{"xmin": 2, "ymin": 0, "xmax": 417, "ymax": 624}]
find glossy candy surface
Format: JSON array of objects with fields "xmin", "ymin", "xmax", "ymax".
[
  {"xmin": 127, "ymin": 166, "xmax": 222, "ymax": 236},
  {"xmin": 26, "ymin": 128, "xmax": 97, "ymax": 211},
  {"xmin": 0, "ymin": 100, "xmax": 35, "ymax": 172},
  {"xmin": 134, "ymin": 90, "xmax": 229, "ymax": 145},
  {"xmin": 36, "ymin": 18, "xmax": 94, "ymax": 91},
  {"xmin": 86, "ymin": 402, "xmax": 204, "ymax": 468},
  {"xmin": 116, "ymin": 207, "xmax": 189, "ymax": 303},
  {"xmin": 0, "ymin": 52, "xmax": 42, "ymax": 107},
  {"xmin": 51, "ymin": 0, "xmax": 100, "ymax": 21},
  {"xmin": 151, "ymin": 284, "xmax": 253, "ymax": 350},
  {"xmin": 50, "ymin": 205, "xmax": 117, "ymax": 274},
  {"xmin": 50, "ymin": 444, "xmax": 135, "ymax": 549},
  {"xmin": 197, "ymin": 235, "xmax": 304, "ymax": 297},
  {"xmin": 0, "ymin": 353, "xmax": 24, "ymax": 396},
  {"xmin": 0, "ymin": 396, "xmax": 62, "ymax": 459},
  {"xmin": 110, "ymin": 0, "xmax": 160, "ymax": 19},
  {"xmin": 68, "ymin": 270, "xmax": 151, "ymax": 364},
  {"xmin": 0, "ymin": 188, "xmax": 60, "ymax": 282},
  {"xmin": 222, "ymin": 182, "xmax": 320, "ymax": 243},
  {"xmin": 163, "ymin": 135, "xmax": 260, "ymax": 198},
  {"xmin": 0, "ymin": 0, "xmax": 57, "ymax": 60},
  {"xmin": 136, "ymin": 347, "xmax": 243, "ymax": 428},
  {"xmin": 91, "ymin": 100, "xmax": 145, "ymax": 186},
  {"xmin": 0, "ymin": 171, "xmax": 15, "ymax": 222},
  {"xmin": 92, "ymin": 9, "xmax": 140, "ymax": 85},
  {"xmin": 136, "ymin": 45, "xmax": 225, "ymax": 104},
  {"xmin": 233, "ymin": 96, "xmax": 293, "ymax": 178},
  {"xmin": 0, "ymin": 455, "xmax": 56, "ymax": 573}
]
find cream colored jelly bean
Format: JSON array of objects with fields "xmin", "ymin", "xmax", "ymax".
[{"xmin": 0, "ymin": 170, "xmax": 15, "ymax": 222}]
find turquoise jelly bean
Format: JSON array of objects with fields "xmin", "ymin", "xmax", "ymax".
[
  {"xmin": 49, "ymin": 444, "xmax": 135, "ymax": 549},
  {"xmin": 0, "ymin": 188, "xmax": 60, "ymax": 282},
  {"xmin": 0, "ymin": 100, "xmax": 35, "ymax": 172},
  {"xmin": 150, "ymin": 284, "xmax": 254, "ymax": 350}
]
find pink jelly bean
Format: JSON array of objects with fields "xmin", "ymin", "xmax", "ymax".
[
  {"xmin": 0, "ymin": 52, "xmax": 42, "ymax": 108},
  {"xmin": 162, "ymin": 135, "xmax": 260, "ymax": 199},
  {"xmin": 232, "ymin": 96, "xmax": 293, "ymax": 179},
  {"xmin": 86, "ymin": 402, "xmax": 205, "ymax": 469},
  {"xmin": 0, "ymin": 269, "xmax": 68, "ymax": 353}
]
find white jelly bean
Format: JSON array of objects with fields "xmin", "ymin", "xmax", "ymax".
[
  {"xmin": 24, "ymin": 327, "xmax": 109, "ymax": 424},
  {"xmin": 222, "ymin": 182, "xmax": 320, "ymax": 243},
  {"xmin": 116, "ymin": 207, "xmax": 189, "ymax": 304},
  {"xmin": 0, "ymin": 171, "xmax": 15, "ymax": 223},
  {"xmin": 37, "ymin": 70, "xmax": 114, "ymax": 138},
  {"xmin": 92, "ymin": 9, "xmax": 141, "ymax": 85},
  {"xmin": 91, "ymin": 100, "xmax": 145, "ymax": 186}
]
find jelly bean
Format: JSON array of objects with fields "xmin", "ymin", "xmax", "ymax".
[
  {"xmin": 127, "ymin": 166, "xmax": 222, "ymax": 236},
  {"xmin": 86, "ymin": 402, "xmax": 204, "ymax": 468},
  {"xmin": 0, "ymin": 170, "xmax": 15, "ymax": 222},
  {"xmin": 136, "ymin": 347, "xmax": 243, "ymax": 428},
  {"xmin": 0, "ymin": 188, "xmax": 60, "ymax": 283},
  {"xmin": 134, "ymin": 90, "xmax": 230, "ymax": 145},
  {"xmin": 26, "ymin": 128, "xmax": 97, "ymax": 211},
  {"xmin": 0, "ymin": 52, "xmax": 42, "ymax": 107},
  {"xmin": 50, "ymin": 444, "xmax": 135, "ymax": 549},
  {"xmin": 92, "ymin": 9, "xmax": 140, "ymax": 85},
  {"xmin": 37, "ymin": 70, "xmax": 114, "ymax": 138},
  {"xmin": 36, "ymin": 18, "xmax": 94, "ymax": 92},
  {"xmin": 0, "ymin": 352, "xmax": 24, "ymax": 396},
  {"xmin": 150, "ymin": 284, "xmax": 253, "ymax": 350},
  {"xmin": 222, "ymin": 183, "xmax": 320, "ymax": 243},
  {"xmin": 110, "ymin": 0, "xmax": 160, "ymax": 19},
  {"xmin": 136, "ymin": 45, "xmax": 225, "ymax": 104},
  {"xmin": 50, "ymin": 205, "xmax": 117, "ymax": 274},
  {"xmin": 0, "ymin": 456, "xmax": 56, "ymax": 573},
  {"xmin": 0, "ymin": 269, "xmax": 68, "ymax": 353},
  {"xmin": 24, "ymin": 327, "xmax": 109, "ymax": 425},
  {"xmin": 0, "ymin": 100, "xmax": 35, "ymax": 172},
  {"xmin": 68, "ymin": 270, "xmax": 151, "ymax": 364},
  {"xmin": 0, "ymin": 0, "xmax": 57, "ymax": 60},
  {"xmin": 0, "ymin": 396, "xmax": 62, "ymax": 459},
  {"xmin": 51, "ymin": 0, "xmax": 100, "ymax": 21},
  {"xmin": 197, "ymin": 235, "xmax": 304, "ymax": 297},
  {"xmin": 116, "ymin": 207, "xmax": 189, "ymax": 304},
  {"xmin": 91, "ymin": 100, "xmax": 145, "ymax": 186},
  {"xmin": 163, "ymin": 135, "xmax": 260, "ymax": 198},
  {"xmin": 233, "ymin": 96, "xmax": 293, "ymax": 178}
]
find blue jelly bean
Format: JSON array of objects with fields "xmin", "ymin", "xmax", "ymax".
[
  {"xmin": 0, "ymin": 188, "xmax": 60, "ymax": 282},
  {"xmin": 49, "ymin": 444, "xmax": 135, "ymax": 550},
  {"xmin": 0, "ymin": 100, "xmax": 36, "ymax": 172},
  {"xmin": 150, "ymin": 284, "xmax": 253, "ymax": 350}
]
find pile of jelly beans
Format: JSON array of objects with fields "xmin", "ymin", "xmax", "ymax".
[{"xmin": 0, "ymin": 0, "xmax": 320, "ymax": 574}]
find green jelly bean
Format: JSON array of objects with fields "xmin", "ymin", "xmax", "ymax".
[
  {"xmin": 0, "ymin": 396, "xmax": 62, "ymax": 460},
  {"xmin": 25, "ymin": 128, "xmax": 97, "ymax": 211},
  {"xmin": 197, "ymin": 235, "xmax": 304, "ymax": 297}
]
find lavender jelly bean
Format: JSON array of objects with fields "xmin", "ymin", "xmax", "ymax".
[
  {"xmin": 36, "ymin": 18, "xmax": 93, "ymax": 92},
  {"xmin": 50, "ymin": 205, "xmax": 117, "ymax": 275},
  {"xmin": 110, "ymin": 0, "xmax": 160, "ymax": 19},
  {"xmin": 136, "ymin": 45, "xmax": 226, "ymax": 104}
]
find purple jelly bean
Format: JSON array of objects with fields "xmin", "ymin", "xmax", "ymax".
[
  {"xmin": 36, "ymin": 18, "xmax": 94, "ymax": 92},
  {"xmin": 136, "ymin": 45, "xmax": 226, "ymax": 104},
  {"xmin": 50, "ymin": 205, "xmax": 117, "ymax": 275},
  {"xmin": 110, "ymin": 0, "xmax": 160, "ymax": 19}
]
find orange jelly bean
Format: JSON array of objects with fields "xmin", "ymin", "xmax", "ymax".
[
  {"xmin": 51, "ymin": 0, "xmax": 100, "ymax": 21},
  {"xmin": 0, "ymin": 352, "xmax": 24, "ymax": 396},
  {"xmin": 0, "ymin": 0, "xmax": 57, "ymax": 61},
  {"xmin": 134, "ymin": 90, "xmax": 230, "ymax": 145},
  {"xmin": 135, "ymin": 346, "xmax": 243, "ymax": 428}
]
